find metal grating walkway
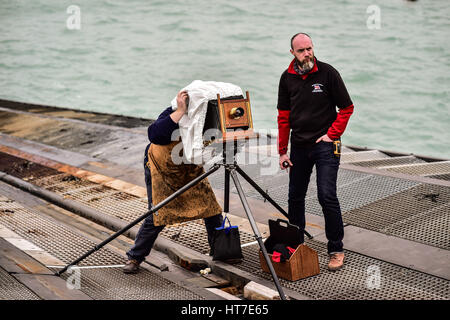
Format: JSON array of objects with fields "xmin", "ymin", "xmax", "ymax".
[
  {"xmin": 427, "ymin": 173, "xmax": 450, "ymax": 181},
  {"xmin": 348, "ymin": 155, "xmax": 426, "ymax": 168},
  {"xmin": 55, "ymin": 267, "xmax": 204, "ymax": 300},
  {"xmin": 157, "ymin": 220, "xmax": 450, "ymax": 300},
  {"xmin": 380, "ymin": 161, "xmax": 450, "ymax": 176},
  {"xmin": 340, "ymin": 150, "xmax": 391, "ymax": 163},
  {"xmin": 1, "ymin": 150, "xmax": 448, "ymax": 252},
  {"xmin": 0, "ymin": 266, "xmax": 41, "ymax": 300},
  {"xmin": 239, "ymin": 242, "xmax": 449, "ymax": 300},
  {"xmin": 0, "ymin": 198, "xmax": 123, "ymax": 266},
  {"xmin": 0, "ymin": 197, "xmax": 205, "ymax": 300},
  {"xmin": 207, "ymin": 157, "xmax": 449, "ymax": 250},
  {"xmin": 208, "ymin": 164, "xmax": 420, "ymax": 216},
  {"xmin": 1, "ymin": 150, "xmax": 449, "ymax": 300},
  {"xmin": 344, "ymin": 184, "xmax": 450, "ymax": 249}
]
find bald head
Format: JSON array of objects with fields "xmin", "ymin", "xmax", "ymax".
[{"xmin": 290, "ymin": 33, "xmax": 313, "ymax": 50}]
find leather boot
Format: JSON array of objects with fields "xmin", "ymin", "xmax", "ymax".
[
  {"xmin": 123, "ymin": 259, "xmax": 140, "ymax": 274},
  {"xmin": 328, "ymin": 253, "xmax": 344, "ymax": 271}
]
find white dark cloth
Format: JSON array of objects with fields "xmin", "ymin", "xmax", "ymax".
[{"xmin": 171, "ymin": 80, "xmax": 243, "ymax": 164}]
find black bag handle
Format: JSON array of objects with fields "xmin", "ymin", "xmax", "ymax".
[{"xmin": 276, "ymin": 219, "xmax": 300, "ymax": 230}]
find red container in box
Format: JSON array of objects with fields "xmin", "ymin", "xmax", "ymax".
[{"xmin": 259, "ymin": 219, "xmax": 320, "ymax": 281}]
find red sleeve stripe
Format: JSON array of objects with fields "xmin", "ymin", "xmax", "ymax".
[
  {"xmin": 327, "ymin": 104, "xmax": 354, "ymax": 140},
  {"xmin": 277, "ymin": 109, "xmax": 290, "ymax": 155}
]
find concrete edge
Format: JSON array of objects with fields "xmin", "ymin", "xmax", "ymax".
[{"xmin": 0, "ymin": 106, "xmax": 147, "ymax": 135}]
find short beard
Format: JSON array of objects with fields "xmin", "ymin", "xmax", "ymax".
[{"xmin": 296, "ymin": 57, "xmax": 314, "ymax": 73}]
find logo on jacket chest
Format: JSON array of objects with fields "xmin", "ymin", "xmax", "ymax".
[{"xmin": 312, "ymin": 83, "xmax": 324, "ymax": 93}]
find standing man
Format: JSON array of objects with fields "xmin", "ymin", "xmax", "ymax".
[{"xmin": 277, "ymin": 33, "xmax": 354, "ymax": 271}]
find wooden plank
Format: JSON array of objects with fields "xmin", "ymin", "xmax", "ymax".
[
  {"xmin": 243, "ymin": 281, "xmax": 280, "ymax": 300},
  {"xmin": 185, "ymin": 276, "xmax": 218, "ymax": 288},
  {"xmin": 0, "ymin": 238, "xmax": 52, "ymax": 275},
  {"xmin": 13, "ymin": 274, "xmax": 92, "ymax": 300},
  {"xmin": 201, "ymin": 273, "xmax": 230, "ymax": 287},
  {"xmin": 206, "ymin": 288, "xmax": 241, "ymax": 300}
]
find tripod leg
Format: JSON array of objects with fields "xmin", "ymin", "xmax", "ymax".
[
  {"xmin": 224, "ymin": 169, "xmax": 230, "ymax": 213},
  {"xmin": 229, "ymin": 169, "xmax": 287, "ymax": 300},
  {"xmin": 235, "ymin": 165, "xmax": 313, "ymax": 240},
  {"xmin": 56, "ymin": 163, "xmax": 221, "ymax": 276}
]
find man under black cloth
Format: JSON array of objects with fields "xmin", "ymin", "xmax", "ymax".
[{"xmin": 123, "ymin": 90, "xmax": 223, "ymax": 274}]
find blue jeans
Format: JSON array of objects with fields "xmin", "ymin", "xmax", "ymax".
[
  {"xmin": 288, "ymin": 141, "xmax": 344, "ymax": 254},
  {"xmin": 126, "ymin": 145, "xmax": 223, "ymax": 263}
]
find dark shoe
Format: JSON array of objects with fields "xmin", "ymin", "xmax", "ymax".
[{"xmin": 123, "ymin": 259, "xmax": 140, "ymax": 274}]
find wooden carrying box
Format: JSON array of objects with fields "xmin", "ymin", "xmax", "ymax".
[{"xmin": 259, "ymin": 219, "xmax": 320, "ymax": 281}]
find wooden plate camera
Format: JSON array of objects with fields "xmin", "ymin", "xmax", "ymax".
[{"xmin": 203, "ymin": 91, "xmax": 257, "ymax": 142}]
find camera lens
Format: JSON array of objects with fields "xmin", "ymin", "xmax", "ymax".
[{"xmin": 230, "ymin": 107, "xmax": 245, "ymax": 119}]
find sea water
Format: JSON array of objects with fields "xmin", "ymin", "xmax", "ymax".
[{"xmin": 0, "ymin": 0, "xmax": 449, "ymax": 158}]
